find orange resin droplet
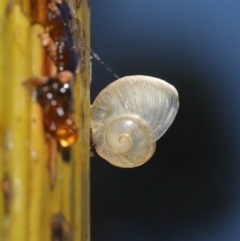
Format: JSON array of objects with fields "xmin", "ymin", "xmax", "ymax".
[{"xmin": 56, "ymin": 118, "xmax": 78, "ymax": 147}]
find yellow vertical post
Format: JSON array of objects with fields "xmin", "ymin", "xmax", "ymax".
[{"xmin": 0, "ymin": 0, "xmax": 90, "ymax": 240}]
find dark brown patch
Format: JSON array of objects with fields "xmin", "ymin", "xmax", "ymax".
[
  {"xmin": 1, "ymin": 174, "xmax": 12, "ymax": 214},
  {"xmin": 59, "ymin": 145, "xmax": 71, "ymax": 162},
  {"xmin": 51, "ymin": 212, "xmax": 70, "ymax": 241}
]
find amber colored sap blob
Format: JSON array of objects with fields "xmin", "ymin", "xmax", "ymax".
[
  {"xmin": 56, "ymin": 118, "xmax": 78, "ymax": 147},
  {"xmin": 36, "ymin": 78, "xmax": 78, "ymax": 147},
  {"xmin": 47, "ymin": 1, "xmax": 79, "ymax": 73},
  {"xmin": 33, "ymin": 1, "xmax": 79, "ymax": 148}
]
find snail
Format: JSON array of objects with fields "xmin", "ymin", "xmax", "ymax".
[{"xmin": 90, "ymin": 75, "xmax": 179, "ymax": 168}]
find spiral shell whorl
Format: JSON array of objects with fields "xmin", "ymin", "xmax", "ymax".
[
  {"xmin": 103, "ymin": 115, "xmax": 155, "ymax": 167},
  {"xmin": 91, "ymin": 75, "xmax": 179, "ymax": 167}
]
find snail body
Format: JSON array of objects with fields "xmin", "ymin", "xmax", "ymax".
[{"xmin": 91, "ymin": 75, "xmax": 179, "ymax": 167}]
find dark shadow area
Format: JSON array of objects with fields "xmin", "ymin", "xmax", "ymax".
[
  {"xmin": 90, "ymin": 1, "xmax": 240, "ymax": 240},
  {"xmin": 91, "ymin": 62, "xmax": 236, "ymax": 241}
]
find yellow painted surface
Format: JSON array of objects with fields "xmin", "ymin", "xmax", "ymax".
[{"xmin": 0, "ymin": 0, "xmax": 90, "ymax": 240}]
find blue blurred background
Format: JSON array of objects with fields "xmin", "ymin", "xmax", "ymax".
[{"xmin": 90, "ymin": 1, "xmax": 240, "ymax": 240}]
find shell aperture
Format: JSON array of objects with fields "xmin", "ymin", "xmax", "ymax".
[{"xmin": 91, "ymin": 75, "xmax": 179, "ymax": 168}]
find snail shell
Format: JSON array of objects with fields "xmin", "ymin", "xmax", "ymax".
[{"xmin": 91, "ymin": 75, "xmax": 179, "ymax": 168}]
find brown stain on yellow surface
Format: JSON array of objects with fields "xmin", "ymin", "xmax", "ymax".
[{"xmin": 1, "ymin": 174, "xmax": 12, "ymax": 215}]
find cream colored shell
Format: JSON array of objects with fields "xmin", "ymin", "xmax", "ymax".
[{"xmin": 91, "ymin": 75, "xmax": 179, "ymax": 167}]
